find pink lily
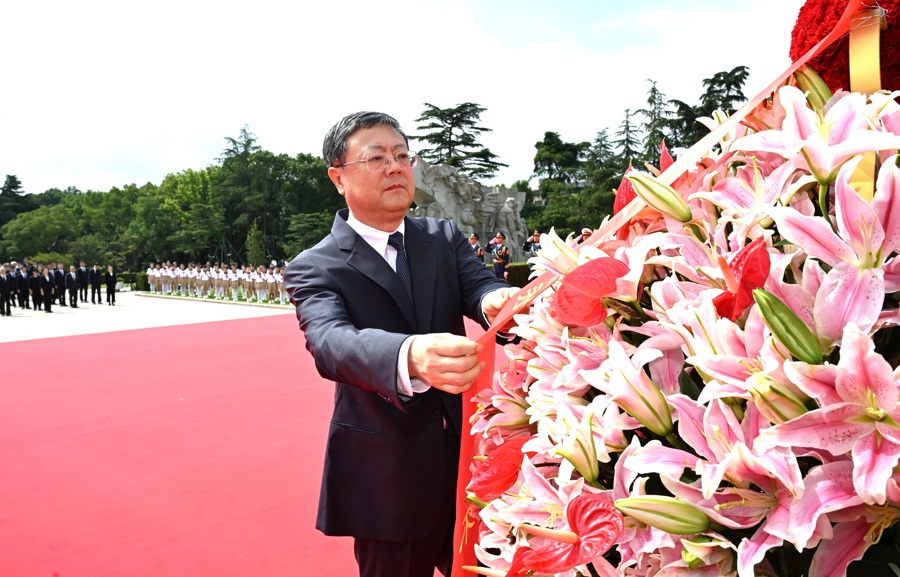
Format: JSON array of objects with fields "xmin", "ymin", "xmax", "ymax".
[
  {"xmin": 583, "ymin": 339, "xmax": 673, "ymax": 438},
  {"xmin": 733, "ymin": 86, "xmax": 900, "ymax": 185},
  {"xmin": 768, "ymin": 154, "xmax": 899, "ymax": 339},
  {"xmin": 756, "ymin": 323, "xmax": 900, "ymax": 505}
]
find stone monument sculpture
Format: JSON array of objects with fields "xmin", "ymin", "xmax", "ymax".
[{"xmin": 413, "ymin": 159, "xmax": 529, "ymax": 263}]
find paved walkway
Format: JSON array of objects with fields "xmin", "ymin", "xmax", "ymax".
[{"xmin": 0, "ymin": 291, "xmax": 295, "ymax": 344}]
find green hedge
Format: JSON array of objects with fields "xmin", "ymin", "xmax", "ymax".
[
  {"xmin": 506, "ymin": 263, "xmax": 531, "ymax": 288},
  {"xmin": 484, "ymin": 262, "xmax": 531, "ymax": 288},
  {"xmin": 134, "ymin": 272, "xmax": 149, "ymax": 291}
]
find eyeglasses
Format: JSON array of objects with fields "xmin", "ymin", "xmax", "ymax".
[{"xmin": 336, "ymin": 151, "xmax": 418, "ymax": 171}]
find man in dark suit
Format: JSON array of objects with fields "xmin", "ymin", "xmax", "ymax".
[
  {"xmin": 77, "ymin": 260, "xmax": 89, "ymax": 303},
  {"xmin": 29, "ymin": 268, "xmax": 42, "ymax": 310},
  {"xmin": 66, "ymin": 265, "xmax": 80, "ymax": 308},
  {"xmin": 104, "ymin": 265, "xmax": 117, "ymax": 306},
  {"xmin": 54, "ymin": 263, "xmax": 67, "ymax": 306},
  {"xmin": 40, "ymin": 267, "xmax": 54, "ymax": 313},
  {"xmin": 284, "ymin": 112, "xmax": 515, "ymax": 577},
  {"xmin": 0, "ymin": 265, "xmax": 10, "ymax": 316},
  {"xmin": 15, "ymin": 264, "xmax": 29, "ymax": 309},
  {"xmin": 89, "ymin": 264, "xmax": 103, "ymax": 304}
]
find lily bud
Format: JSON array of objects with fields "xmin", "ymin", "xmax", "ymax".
[
  {"xmin": 794, "ymin": 64, "xmax": 833, "ymax": 114},
  {"xmin": 627, "ymin": 172, "xmax": 693, "ymax": 223},
  {"xmin": 753, "ymin": 289, "xmax": 823, "ymax": 364},
  {"xmin": 681, "ymin": 535, "xmax": 715, "ymax": 570},
  {"xmin": 748, "ymin": 373, "xmax": 809, "ymax": 424},
  {"xmin": 615, "ymin": 496, "xmax": 710, "ymax": 535},
  {"xmin": 518, "ymin": 523, "xmax": 580, "ymax": 544},
  {"xmin": 461, "ymin": 566, "xmax": 506, "ymax": 577}
]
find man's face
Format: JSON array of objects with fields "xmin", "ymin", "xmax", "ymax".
[
  {"xmin": 58, "ymin": 264, "xmax": 64, "ymax": 270},
  {"xmin": 328, "ymin": 125, "xmax": 415, "ymax": 231},
  {"xmin": 468, "ymin": 237, "xmax": 478, "ymax": 246},
  {"xmin": 70, "ymin": 266, "xmax": 75, "ymax": 273}
]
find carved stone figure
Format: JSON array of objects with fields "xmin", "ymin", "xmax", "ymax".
[{"xmin": 413, "ymin": 159, "xmax": 529, "ymax": 262}]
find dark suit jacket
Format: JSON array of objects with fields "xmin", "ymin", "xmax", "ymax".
[
  {"xmin": 284, "ymin": 209, "xmax": 508, "ymax": 542},
  {"xmin": 66, "ymin": 272, "xmax": 79, "ymax": 292},
  {"xmin": 104, "ymin": 271, "xmax": 117, "ymax": 289},
  {"xmin": 76, "ymin": 266, "xmax": 88, "ymax": 287},
  {"xmin": 89, "ymin": 268, "xmax": 103, "ymax": 288},
  {"xmin": 40, "ymin": 275, "xmax": 55, "ymax": 296},
  {"xmin": 54, "ymin": 269, "xmax": 66, "ymax": 292},
  {"xmin": 3, "ymin": 272, "xmax": 15, "ymax": 296}
]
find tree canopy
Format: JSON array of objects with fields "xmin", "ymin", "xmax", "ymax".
[{"xmin": 412, "ymin": 102, "xmax": 508, "ymax": 180}]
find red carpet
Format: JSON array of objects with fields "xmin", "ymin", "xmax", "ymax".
[{"xmin": 0, "ymin": 315, "xmax": 356, "ymax": 577}]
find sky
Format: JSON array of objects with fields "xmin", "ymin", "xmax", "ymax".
[{"xmin": 1, "ymin": 0, "xmax": 808, "ymax": 195}]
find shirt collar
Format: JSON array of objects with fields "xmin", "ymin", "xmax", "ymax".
[{"xmin": 346, "ymin": 211, "xmax": 406, "ymax": 258}]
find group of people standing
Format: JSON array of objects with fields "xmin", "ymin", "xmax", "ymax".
[
  {"xmin": 146, "ymin": 262, "xmax": 289, "ymax": 304},
  {"xmin": 466, "ymin": 228, "xmax": 544, "ymax": 279},
  {"xmin": 0, "ymin": 260, "xmax": 117, "ymax": 315}
]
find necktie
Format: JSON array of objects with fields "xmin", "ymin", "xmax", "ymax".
[{"xmin": 387, "ymin": 231, "xmax": 413, "ymax": 302}]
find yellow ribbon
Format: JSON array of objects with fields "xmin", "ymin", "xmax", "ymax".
[{"xmin": 848, "ymin": 6, "xmax": 886, "ymax": 201}]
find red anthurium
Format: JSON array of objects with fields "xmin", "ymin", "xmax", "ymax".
[
  {"xmin": 613, "ymin": 164, "xmax": 637, "ymax": 240},
  {"xmin": 468, "ymin": 436, "xmax": 533, "ymax": 502},
  {"xmin": 506, "ymin": 493, "xmax": 624, "ymax": 577},
  {"xmin": 712, "ymin": 236, "xmax": 771, "ymax": 321},
  {"xmin": 659, "ymin": 139, "xmax": 674, "ymax": 173},
  {"xmin": 553, "ymin": 258, "xmax": 630, "ymax": 327},
  {"xmin": 613, "ymin": 163, "xmax": 636, "ymax": 215}
]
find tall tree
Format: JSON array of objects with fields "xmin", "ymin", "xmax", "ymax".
[
  {"xmin": 532, "ymin": 132, "xmax": 589, "ymax": 184},
  {"xmin": 0, "ymin": 174, "xmax": 36, "ymax": 228},
  {"xmin": 636, "ymin": 80, "xmax": 672, "ymax": 168},
  {"xmin": 665, "ymin": 65, "xmax": 750, "ymax": 149},
  {"xmin": 412, "ymin": 102, "xmax": 508, "ymax": 180},
  {"xmin": 612, "ymin": 109, "xmax": 643, "ymax": 169},
  {"xmin": 584, "ymin": 129, "xmax": 622, "ymax": 197}
]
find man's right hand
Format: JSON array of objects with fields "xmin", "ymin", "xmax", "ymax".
[{"xmin": 407, "ymin": 333, "xmax": 484, "ymax": 395}]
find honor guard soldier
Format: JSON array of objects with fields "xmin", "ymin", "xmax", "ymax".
[
  {"xmin": 468, "ymin": 233, "xmax": 484, "ymax": 263},
  {"xmin": 491, "ymin": 231, "xmax": 510, "ymax": 279}
]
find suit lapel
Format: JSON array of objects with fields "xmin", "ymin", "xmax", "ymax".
[{"xmin": 333, "ymin": 211, "xmax": 419, "ymax": 331}]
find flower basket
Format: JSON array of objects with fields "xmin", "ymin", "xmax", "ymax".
[{"xmin": 453, "ymin": 2, "xmax": 900, "ymax": 576}]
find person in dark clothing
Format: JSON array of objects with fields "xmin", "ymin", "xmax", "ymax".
[
  {"xmin": 40, "ymin": 267, "xmax": 54, "ymax": 313},
  {"xmin": 104, "ymin": 265, "xmax": 117, "ymax": 306},
  {"xmin": 89, "ymin": 264, "xmax": 103, "ymax": 304},
  {"xmin": 54, "ymin": 264, "xmax": 67, "ymax": 306},
  {"xmin": 77, "ymin": 261, "xmax": 89, "ymax": 303},
  {"xmin": 0, "ymin": 265, "xmax": 10, "ymax": 316},
  {"xmin": 15, "ymin": 265, "xmax": 29, "ymax": 309},
  {"xmin": 66, "ymin": 265, "xmax": 80, "ymax": 308},
  {"xmin": 29, "ymin": 268, "xmax": 42, "ymax": 310}
]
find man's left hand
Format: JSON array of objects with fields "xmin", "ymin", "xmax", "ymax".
[{"xmin": 482, "ymin": 287, "xmax": 518, "ymax": 331}]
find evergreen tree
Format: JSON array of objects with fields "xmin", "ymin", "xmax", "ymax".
[
  {"xmin": 636, "ymin": 80, "xmax": 672, "ymax": 168},
  {"xmin": 412, "ymin": 102, "xmax": 508, "ymax": 180},
  {"xmin": 532, "ymin": 132, "xmax": 589, "ymax": 184},
  {"xmin": 665, "ymin": 65, "xmax": 750, "ymax": 149},
  {"xmin": 584, "ymin": 129, "xmax": 622, "ymax": 196},
  {"xmin": 245, "ymin": 219, "xmax": 266, "ymax": 265},
  {"xmin": 612, "ymin": 109, "xmax": 643, "ymax": 169},
  {"xmin": 0, "ymin": 174, "xmax": 36, "ymax": 228}
]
